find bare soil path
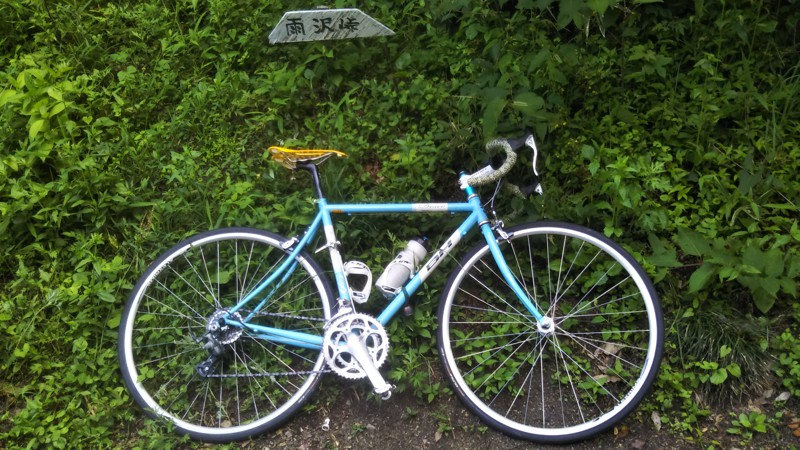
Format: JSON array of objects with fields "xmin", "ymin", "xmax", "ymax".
[{"xmin": 248, "ymin": 377, "xmax": 799, "ymax": 450}]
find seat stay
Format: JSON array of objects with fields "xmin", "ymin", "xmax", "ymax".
[{"xmin": 227, "ymin": 212, "xmax": 325, "ymax": 317}]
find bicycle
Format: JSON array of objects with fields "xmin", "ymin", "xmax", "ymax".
[{"xmin": 118, "ymin": 134, "xmax": 664, "ymax": 444}]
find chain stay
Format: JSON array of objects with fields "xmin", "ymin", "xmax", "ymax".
[{"xmin": 198, "ymin": 309, "xmax": 329, "ymax": 378}]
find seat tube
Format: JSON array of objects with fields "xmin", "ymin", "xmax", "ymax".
[
  {"xmin": 318, "ymin": 199, "xmax": 350, "ymax": 302},
  {"xmin": 465, "ymin": 185, "xmax": 545, "ymax": 323}
]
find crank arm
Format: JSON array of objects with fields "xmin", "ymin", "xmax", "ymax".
[{"xmin": 345, "ymin": 332, "xmax": 394, "ymax": 399}]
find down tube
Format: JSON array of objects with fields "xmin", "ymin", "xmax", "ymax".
[{"xmin": 376, "ymin": 211, "xmax": 479, "ymax": 325}]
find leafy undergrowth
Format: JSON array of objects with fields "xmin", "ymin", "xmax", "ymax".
[{"xmin": 2, "ymin": 0, "xmax": 799, "ymax": 448}]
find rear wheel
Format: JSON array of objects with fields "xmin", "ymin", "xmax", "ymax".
[
  {"xmin": 438, "ymin": 222, "xmax": 663, "ymax": 443},
  {"xmin": 119, "ymin": 228, "xmax": 334, "ymax": 441}
]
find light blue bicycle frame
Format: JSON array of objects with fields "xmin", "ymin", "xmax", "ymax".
[{"xmin": 224, "ymin": 179, "xmax": 545, "ymax": 350}]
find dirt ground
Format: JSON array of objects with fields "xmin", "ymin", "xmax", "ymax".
[{"xmin": 248, "ymin": 375, "xmax": 799, "ymax": 450}]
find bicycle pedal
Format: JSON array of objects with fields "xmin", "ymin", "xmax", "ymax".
[{"xmin": 343, "ymin": 261, "xmax": 372, "ymax": 303}]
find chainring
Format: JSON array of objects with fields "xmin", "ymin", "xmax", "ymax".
[{"xmin": 323, "ymin": 313, "xmax": 389, "ymax": 380}]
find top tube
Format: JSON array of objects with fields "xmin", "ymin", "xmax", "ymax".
[{"xmin": 324, "ymin": 202, "xmax": 475, "ymax": 214}]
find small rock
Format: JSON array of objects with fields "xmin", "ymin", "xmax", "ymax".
[{"xmin": 651, "ymin": 411, "xmax": 662, "ymax": 431}]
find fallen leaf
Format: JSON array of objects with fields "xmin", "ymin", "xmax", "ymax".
[
  {"xmin": 614, "ymin": 425, "xmax": 629, "ymax": 439},
  {"xmin": 775, "ymin": 391, "xmax": 792, "ymax": 402},
  {"xmin": 794, "ymin": 428, "xmax": 800, "ymax": 438},
  {"xmin": 434, "ymin": 430, "xmax": 442, "ymax": 442},
  {"xmin": 603, "ymin": 342, "xmax": 622, "ymax": 355}
]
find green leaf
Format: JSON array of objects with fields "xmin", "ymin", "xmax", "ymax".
[
  {"xmin": 741, "ymin": 246, "xmax": 765, "ymax": 273},
  {"xmin": 29, "ymin": 118, "xmax": 46, "ymax": 140},
  {"xmin": 47, "ymin": 86, "xmax": 63, "ymax": 101},
  {"xmin": 726, "ymin": 363, "xmax": 741, "ymax": 378},
  {"xmin": 751, "ymin": 288, "xmax": 776, "ymax": 314},
  {"xmin": 482, "ymin": 96, "xmax": 507, "ymax": 138},
  {"xmin": 688, "ymin": 262, "xmax": 716, "ymax": 292},
  {"xmin": 14, "ymin": 343, "xmax": 30, "ymax": 358},
  {"xmin": 790, "ymin": 221, "xmax": 800, "ymax": 242},
  {"xmin": 557, "ymin": 0, "xmax": 586, "ymax": 28},
  {"xmin": 98, "ymin": 291, "xmax": 117, "ymax": 303},
  {"xmin": 395, "ymin": 52, "xmax": 412, "ymax": 70},
  {"xmin": 709, "ymin": 368, "xmax": 728, "ymax": 385},
  {"xmin": 49, "ymin": 102, "xmax": 66, "ymax": 117},
  {"xmin": 0, "ymin": 89, "xmax": 19, "ymax": 106},
  {"xmin": 511, "ymin": 92, "xmax": 545, "ymax": 117},
  {"xmin": 738, "ymin": 413, "xmax": 751, "ymax": 427},
  {"xmin": 676, "ymin": 228, "xmax": 710, "ymax": 257},
  {"xmin": 587, "ymin": 0, "xmax": 615, "ymax": 15},
  {"xmin": 106, "ymin": 313, "xmax": 121, "ymax": 329},
  {"xmin": 763, "ymin": 249, "xmax": 784, "ymax": 277},
  {"xmin": 648, "ymin": 234, "xmax": 682, "ymax": 268}
]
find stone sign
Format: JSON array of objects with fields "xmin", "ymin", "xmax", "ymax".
[{"xmin": 269, "ymin": 8, "xmax": 394, "ymax": 44}]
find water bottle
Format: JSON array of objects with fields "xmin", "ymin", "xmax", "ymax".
[{"xmin": 375, "ymin": 238, "xmax": 428, "ymax": 298}]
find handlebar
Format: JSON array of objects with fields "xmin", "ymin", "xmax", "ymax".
[
  {"xmin": 461, "ymin": 133, "xmax": 542, "ymax": 196},
  {"xmin": 464, "ymin": 138, "xmax": 518, "ymax": 187}
]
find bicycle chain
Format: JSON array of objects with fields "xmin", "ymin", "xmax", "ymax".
[
  {"xmin": 241, "ymin": 309, "xmax": 327, "ymax": 323},
  {"xmin": 204, "ymin": 368, "xmax": 331, "ymax": 378}
]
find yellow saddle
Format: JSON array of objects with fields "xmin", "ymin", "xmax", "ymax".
[{"xmin": 268, "ymin": 146, "xmax": 347, "ymax": 169}]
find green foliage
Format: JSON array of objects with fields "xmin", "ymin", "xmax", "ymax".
[
  {"xmin": 676, "ymin": 227, "xmax": 799, "ymax": 313},
  {"xmin": 1, "ymin": 0, "xmax": 799, "ymax": 446},
  {"xmin": 727, "ymin": 411, "xmax": 768, "ymax": 441},
  {"xmin": 772, "ymin": 304, "xmax": 800, "ymax": 397}
]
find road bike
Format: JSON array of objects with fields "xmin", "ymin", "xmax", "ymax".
[{"xmin": 118, "ymin": 134, "xmax": 664, "ymax": 444}]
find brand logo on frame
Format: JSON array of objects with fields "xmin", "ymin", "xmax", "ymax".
[{"xmin": 411, "ymin": 204, "xmax": 449, "ymax": 212}]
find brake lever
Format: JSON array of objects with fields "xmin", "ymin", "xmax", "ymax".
[{"xmin": 525, "ymin": 134, "xmax": 540, "ymax": 177}]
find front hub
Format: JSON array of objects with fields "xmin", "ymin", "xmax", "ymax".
[{"xmin": 537, "ymin": 316, "xmax": 555, "ymax": 336}]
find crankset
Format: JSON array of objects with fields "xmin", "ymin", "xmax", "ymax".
[{"xmin": 323, "ymin": 313, "xmax": 394, "ymax": 399}]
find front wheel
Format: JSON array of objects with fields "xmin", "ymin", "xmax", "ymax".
[
  {"xmin": 438, "ymin": 222, "xmax": 663, "ymax": 444},
  {"xmin": 119, "ymin": 228, "xmax": 334, "ymax": 442}
]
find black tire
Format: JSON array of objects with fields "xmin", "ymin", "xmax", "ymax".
[
  {"xmin": 119, "ymin": 228, "xmax": 334, "ymax": 442},
  {"xmin": 437, "ymin": 222, "xmax": 663, "ymax": 443}
]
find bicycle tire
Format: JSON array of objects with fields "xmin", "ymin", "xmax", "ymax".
[
  {"xmin": 119, "ymin": 228, "xmax": 334, "ymax": 442},
  {"xmin": 438, "ymin": 222, "xmax": 663, "ymax": 443}
]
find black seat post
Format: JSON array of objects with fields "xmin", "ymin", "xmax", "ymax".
[{"xmin": 297, "ymin": 163, "xmax": 325, "ymax": 199}]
